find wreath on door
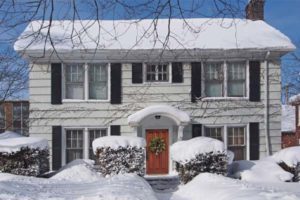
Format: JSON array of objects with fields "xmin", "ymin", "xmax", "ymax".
[{"xmin": 149, "ymin": 137, "xmax": 166, "ymax": 155}]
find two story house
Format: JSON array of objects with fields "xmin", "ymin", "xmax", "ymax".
[{"xmin": 14, "ymin": 1, "xmax": 295, "ymax": 174}]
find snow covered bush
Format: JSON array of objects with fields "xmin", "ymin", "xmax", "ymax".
[
  {"xmin": 272, "ymin": 147, "xmax": 300, "ymax": 182},
  {"xmin": 93, "ymin": 136, "xmax": 146, "ymax": 176},
  {"xmin": 0, "ymin": 136, "xmax": 49, "ymax": 176},
  {"xmin": 171, "ymin": 137, "xmax": 230, "ymax": 184}
]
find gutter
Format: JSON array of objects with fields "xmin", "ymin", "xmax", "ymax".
[{"xmin": 264, "ymin": 51, "xmax": 271, "ymax": 156}]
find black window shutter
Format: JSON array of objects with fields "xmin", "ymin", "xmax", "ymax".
[
  {"xmin": 249, "ymin": 122, "xmax": 260, "ymax": 160},
  {"xmin": 172, "ymin": 62, "xmax": 183, "ymax": 83},
  {"xmin": 192, "ymin": 124, "xmax": 202, "ymax": 138},
  {"xmin": 111, "ymin": 125, "xmax": 121, "ymax": 136},
  {"xmin": 52, "ymin": 126, "xmax": 62, "ymax": 170},
  {"xmin": 132, "ymin": 63, "xmax": 143, "ymax": 84},
  {"xmin": 51, "ymin": 63, "xmax": 62, "ymax": 104},
  {"xmin": 249, "ymin": 61, "xmax": 261, "ymax": 102},
  {"xmin": 191, "ymin": 62, "xmax": 202, "ymax": 102},
  {"xmin": 111, "ymin": 63, "xmax": 122, "ymax": 104}
]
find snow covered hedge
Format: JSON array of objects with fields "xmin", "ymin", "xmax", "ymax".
[
  {"xmin": 0, "ymin": 136, "xmax": 49, "ymax": 176},
  {"xmin": 171, "ymin": 137, "xmax": 230, "ymax": 184},
  {"xmin": 272, "ymin": 147, "xmax": 300, "ymax": 182},
  {"xmin": 93, "ymin": 136, "xmax": 146, "ymax": 176}
]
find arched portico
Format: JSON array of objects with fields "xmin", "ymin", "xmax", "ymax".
[{"xmin": 128, "ymin": 105, "xmax": 190, "ymax": 175}]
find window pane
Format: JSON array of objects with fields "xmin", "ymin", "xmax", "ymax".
[
  {"xmin": 66, "ymin": 129, "xmax": 84, "ymax": 163},
  {"xmin": 227, "ymin": 62, "xmax": 246, "ymax": 97},
  {"xmin": 65, "ymin": 64, "xmax": 84, "ymax": 99},
  {"xmin": 205, "ymin": 62, "xmax": 223, "ymax": 97},
  {"xmin": 0, "ymin": 105, "xmax": 5, "ymax": 129},
  {"xmin": 146, "ymin": 63, "xmax": 168, "ymax": 82},
  {"xmin": 89, "ymin": 129, "xmax": 107, "ymax": 160},
  {"xmin": 89, "ymin": 64, "xmax": 108, "ymax": 100},
  {"xmin": 227, "ymin": 127, "xmax": 246, "ymax": 160},
  {"xmin": 205, "ymin": 127, "xmax": 223, "ymax": 141}
]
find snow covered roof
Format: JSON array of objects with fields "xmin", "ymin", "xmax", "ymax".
[
  {"xmin": 170, "ymin": 137, "xmax": 225, "ymax": 164},
  {"xmin": 0, "ymin": 137, "xmax": 48, "ymax": 153},
  {"xmin": 281, "ymin": 105, "xmax": 295, "ymax": 132},
  {"xmin": 92, "ymin": 136, "xmax": 146, "ymax": 152},
  {"xmin": 128, "ymin": 105, "xmax": 190, "ymax": 126},
  {"xmin": 289, "ymin": 94, "xmax": 300, "ymax": 105},
  {"xmin": 14, "ymin": 18, "xmax": 295, "ymax": 52}
]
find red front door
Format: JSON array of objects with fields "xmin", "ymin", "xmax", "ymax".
[{"xmin": 146, "ymin": 129, "xmax": 169, "ymax": 175}]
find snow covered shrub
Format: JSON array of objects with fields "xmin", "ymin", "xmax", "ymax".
[
  {"xmin": 93, "ymin": 136, "xmax": 146, "ymax": 176},
  {"xmin": 272, "ymin": 147, "xmax": 300, "ymax": 182},
  {"xmin": 0, "ymin": 147, "xmax": 49, "ymax": 176},
  {"xmin": 171, "ymin": 137, "xmax": 229, "ymax": 184}
]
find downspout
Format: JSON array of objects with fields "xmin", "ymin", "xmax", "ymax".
[{"xmin": 264, "ymin": 51, "xmax": 271, "ymax": 156}]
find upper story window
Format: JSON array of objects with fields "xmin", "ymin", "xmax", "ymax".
[
  {"xmin": 64, "ymin": 63, "xmax": 109, "ymax": 101},
  {"xmin": 204, "ymin": 61, "xmax": 247, "ymax": 97},
  {"xmin": 146, "ymin": 63, "xmax": 169, "ymax": 82}
]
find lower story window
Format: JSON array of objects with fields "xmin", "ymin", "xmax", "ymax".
[
  {"xmin": 228, "ymin": 127, "xmax": 246, "ymax": 161},
  {"xmin": 204, "ymin": 125, "xmax": 247, "ymax": 160},
  {"xmin": 64, "ymin": 127, "xmax": 107, "ymax": 164},
  {"xmin": 66, "ymin": 129, "xmax": 84, "ymax": 163}
]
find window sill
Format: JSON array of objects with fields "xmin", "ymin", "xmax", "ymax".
[
  {"xmin": 201, "ymin": 97, "xmax": 249, "ymax": 101},
  {"xmin": 62, "ymin": 99, "xmax": 110, "ymax": 103}
]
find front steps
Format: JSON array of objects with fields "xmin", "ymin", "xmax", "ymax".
[{"xmin": 145, "ymin": 175, "xmax": 180, "ymax": 192}]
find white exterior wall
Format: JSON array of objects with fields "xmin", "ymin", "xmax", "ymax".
[{"xmin": 29, "ymin": 61, "xmax": 282, "ymax": 166}]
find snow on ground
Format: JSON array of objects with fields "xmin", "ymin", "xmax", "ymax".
[
  {"xmin": 51, "ymin": 159, "xmax": 101, "ymax": 182},
  {"xmin": 0, "ymin": 136, "xmax": 48, "ymax": 153},
  {"xmin": 281, "ymin": 105, "xmax": 295, "ymax": 132},
  {"xmin": 93, "ymin": 136, "xmax": 146, "ymax": 152},
  {"xmin": 232, "ymin": 160, "xmax": 293, "ymax": 182},
  {"xmin": 170, "ymin": 137, "xmax": 225, "ymax": 164},
  {"xmin": 170, "ymin": 173, "xmax": 300, "ymax": 200},
  {"xmin": 0, "ymin": 159, "xmax": 157, "ymax": 200},
  {"xmin": 272, "ymin": 146, "xmax": 300, "ymax": 167}
]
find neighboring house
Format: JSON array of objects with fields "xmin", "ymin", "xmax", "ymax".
[
  {"xmin": 0, "ymin": 101, "xmax": 29, "ymax": 136},
  {"xmin": 281, "ymin": 104, "xmax": 297, "ymax": 148},
  {"xmin": 14, "ymin": 0, "xmax": 295, "ymax": 174}
]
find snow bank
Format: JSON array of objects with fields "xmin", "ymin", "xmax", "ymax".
[
  {"xmin": 93, "ymin": 136, "xmax": 146, "ymax": 152},
  {"xmin": 239, "ymin": 160, "xmax": 293, "ymax": 182},
  {"xmin": 128, "ymin": 105, "xmax": 190, "ymax": 126},
  {"xmin": 0, "ymin": 137, "xmax": 48, "ymax": 153},
  {"xmin": 0, "ymin": 173, "xmax": 157, "ymax": 200},
  {"xmin": 171, "ymin": 173, "xmax": 300, "ymax": 200},
  {"xmin": 171, "ymin": 137, "xmax": 225, "ymax": 163},
  {"xmin": 272, "ymin": 147, "xmax": 300, "ymax": 167},
  {"xmin": 15, "ymin": 18, "xmax": 295, "ymax": 51},
  {"xmin": 51, "ymin": 159, "xmax": 102, "ymax": 182},
  {"xmin": 289, "ymin": 94, "xmax": 300, "ymax": 104},
  {"xmin": 0, "ymin": 131, "xmax": 23, "ymax": 140},
  {"xmin": 281, "ymin": 105, "xmax": 295, "ymax": 132}
]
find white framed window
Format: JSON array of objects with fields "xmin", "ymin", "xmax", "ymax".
[
  {"xmin": 145, "ymin": 63, "xmax": 169, "ymax": 82},
  {"xmin": 63, "ymin": 127, "xmax": 107, "ymax": 164},
  {"xmin": 12, "ymin": 103, "xmax": 29, "ymax": 136},
  {"xmin": 63, "ymin": 63, "xmax": 109, "ymax": 101},
  {"xmin": 227, "ymin": 127, "xmax": 246, "ymax": 160},
  {"xmin": 65, "ymin": 129, "xmax": 84, "ymax": 163},
  {"xmin": 204, "ymin": 125, "xmax": 247, "ymax": 160},
  {"xmin": 203, "ymin": 61, "xmax": 247, "ymax": 98}
]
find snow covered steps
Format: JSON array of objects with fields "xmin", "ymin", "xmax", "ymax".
[{"xmin": 144, "ymin": 175, "xmax": 180, "ymax": 192}]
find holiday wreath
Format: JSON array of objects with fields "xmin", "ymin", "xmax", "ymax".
[{"xmin": 149, "ymin": 137, "xmax": 166, "ymax": 155}]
